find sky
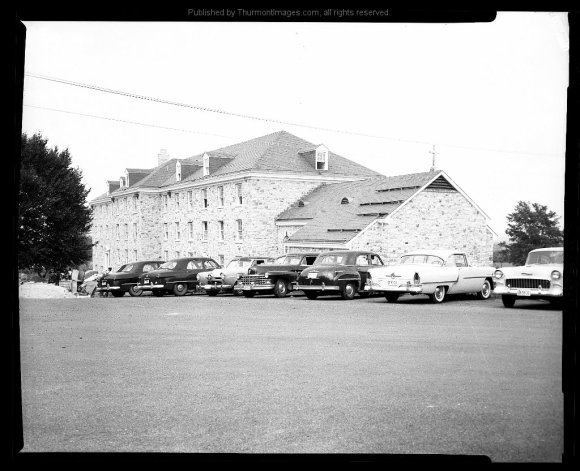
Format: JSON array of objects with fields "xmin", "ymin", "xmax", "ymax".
[{"xmin": 20, "ymin": 12, "xmax": 569, "ymax": 239}]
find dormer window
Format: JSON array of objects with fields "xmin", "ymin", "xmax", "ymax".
[
  {"xmin": 298, "ymin": 200, "xmax": 305, "ymax": 207},
  {"xmin": 315, "ymin": 145, "xmax": 328, "ymax": 170},
  {"xmin": 119, "ymin": 176, "xmax": 126, "ymax": 188},
  {"xmin": 124, "ymin": 170, "xmax": 130, "ymax": 187},
  {"xmin": 203, "ymin": 153, "xmax": 210, "ymax": 176},
  {"xmin": 176, "ymin": 162, "xmax": 182, "ymax": 182},
  {"xmin": 341, "ymin": 197, "xmax": 350, "ymax": 204}
]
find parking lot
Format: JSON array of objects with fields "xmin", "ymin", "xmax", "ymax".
[{"xmin": 18, "ymin": 292, "xmax": 562, "ymax": 462}]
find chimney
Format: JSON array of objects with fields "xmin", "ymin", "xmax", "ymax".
[{"xmin": 158, "ymin": 149, "xmax": 170, "ymax": 166}]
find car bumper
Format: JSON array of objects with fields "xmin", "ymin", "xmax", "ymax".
[
  {"xmin": 493, "ymin": 285, "xmax": 563, "ymax": 297},
  {"xmin": 240, "ymin": 281, "xmax": 275, "ymax": 291},
  {"xmin": 96, "ymin": 285, "xmax": 122, "ymax": 292},
  {"xmin": 136, "ymin": 284, "xmax": 167, "ymax": 291},
  {"xmin": 364, "ymin": 280, "xmax": 423, "ymax": 294},
  {"xmin": 203, "ymin": 282, "xmax": 234, "ymax": 291}
]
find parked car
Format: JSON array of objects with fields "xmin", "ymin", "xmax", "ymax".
[
  {"xmin": 492, "ymin": 247, "xmax": 563, "ymax": 307},
  {"xmin": 238, "ymin": 252, "xmax": 320, "ymax": 298},
  {"xmin": 198, "ymin": 256, "xmax": 272, "ymax": 296},
  {"xmin": 294, "ymin": 250, "xmax": 384, "ymax": 300},
  {"xmin": 96, "ymin": 261, "xmax": 163, "ymax": 297},
  {"xmin": 136, "ymin": 257, "xmax": 220, "ymax": 296},
  {"xmin": 364, "ymin": 250, "xmax": 494, "ymax": 303}
]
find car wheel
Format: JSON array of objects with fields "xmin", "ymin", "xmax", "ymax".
[
  {"xmin": 152, "ymin": 290, "xmax": 164, "ymax": 297},
  {"xmin": 173, "ymin": 283, "xmax": 188, "ymax": 296},
  {"xmin": 502, "ymin": 295, "xmax": 516, "ymax": 308},
  {"xmin": 304, "ymin": 291, "xmax": 319, "ymax": 300},
  {"xmin": 243, "ymin": 290, "xmax": 256, "ymax": 298},
  {"xmin": 476, "ymin": 279, "xmax": 492, "ymax": 300},
  {"xmin": 233, "ymin": 283, "xmax": 243, "ymax": 296},
  {"xmin": 128, "ymin": 285, "xmax": 143, "ymax": 297},
  {"xmin": 111, "ymin": 291, "xmax": 125, "ymax": 298},
  {"xmin": 430, "ymin": 286, "xmax": 446, "ymax": 303},
  {"xmin": 385, "ymin": 293, "xmax": 400, "ymax": 303},
  {"xmin": 273, "ymin": 279, "xmax": 289, "ymax": 298},
  {"xmin": 340, "ymin": 282, "xmax": 356, "ymax": 300},
  {"xmin": 206, "ymin": 290, "xmax": 219, "ymax": 297}
]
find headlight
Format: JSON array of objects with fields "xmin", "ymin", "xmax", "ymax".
[
  {"xmin": 196, "ymin": 274, "xmax": 200, "ymax": 281},
  {"xmin": 494, "ymin": 269, "xmax": 504, "ymax": 279},
  {"xmin": 413, "ymin": 273, "xmax": 420, "ymax": 285},
  {"xmin": 207, "ymin": 274, "xmax": 212, "ymax": 280},
  {"xmin": 551, "ymin": 270, "xmax": 561, "ymax": 280},
  {"xmin": 264, "ymin": 272, "xmax": 269, "ymax": 278},
  {"xmin": 220, "ymin": 273, "xmax": 225, "ymax": 278}
]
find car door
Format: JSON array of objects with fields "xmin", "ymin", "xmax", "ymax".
[
  {"xmin": 452, "ymin": 253, "xmax": 484, "ymax": 292},
  {"xmin": 445, "ymin": 254, "xmax": 474, "ymax": 293},
  {"xmin": 355, "ymin": 253, "xmax": 375, "ymax": 288}
]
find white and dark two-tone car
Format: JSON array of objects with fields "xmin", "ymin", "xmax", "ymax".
[
  {"xmin": 197, "ymin": 256, "xmax": 272, "ymax": 296},
  {"xmin": 493, "ymin": 247, "xmax": 563, "ymax": 307},
  {"xmin": 363, "ymin": 250, "xmax": 495, "ymax": 303}
]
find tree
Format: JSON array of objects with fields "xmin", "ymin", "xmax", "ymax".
[
  {"xmin": 18, "ymin": 133, "xmax": 93, "ymax": 275},
  {"xmin": 500, "ymin": 201, "xmax": 563, "ymax": 266}
]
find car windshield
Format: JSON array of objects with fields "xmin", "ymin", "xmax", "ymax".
[
  {"xmin": 226, "ymin": 259, "xmax": 253, "ymax": 269},
  {"xmin": 276, "ymin": 255, "xmax": 303, "ymax": 265},
  {"xmin": 526, "ymin": 250, "xmax": 563, "ymax": 265},
  {"xmin": 315, "ymin": 254, "xmax": 348, "ymax": 265},
  {"xmin": 400, "ymin": 255, "xmax": 445, "ymax": 266},
  {"xmin": 119, "ymin": 264, "xmax": 134, "ymax": 273},
  {"xmin": 159, "ymin": 261, "xmax": 178, "ymax": 270}
]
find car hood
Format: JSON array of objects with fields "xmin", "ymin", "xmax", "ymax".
[{"xmin": 499, "ymin": 263, "xmax": 563, "ymax": 278}]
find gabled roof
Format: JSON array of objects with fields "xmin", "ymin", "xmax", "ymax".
[
  {"xmin": 278, "ymin": 171, "xmax": 443, "ymax": 243},
  {"xmin": 93, "ymin": 131, "xmax": 382, "ymax": 202}
]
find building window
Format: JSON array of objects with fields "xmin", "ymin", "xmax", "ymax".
[
  {"xmin": 188, "ymin": 251, "xmax": 193, "ymax": 257},
  {"xmin": 175, "ymin": 251, "xmax": 180, "ymax": 258},
  {"xmin": 236, "ymin": 219, "xmax": 243, "ymax": 241},
  {"xmin": 175, "ymin": 222, "xmax": 181, "ymax": 240},
  {"xmin": 125, "ymin": 249, "xmax": 129, "ymax": 263},
  {"xmin": 188, "ymin": 221, "xmax": 193, "ymax": 240},
  {"xmin": 218, "ymin": 254, "xmax": 225, "ymax": 266},
  {"xmin": 316, "ymin": 149, "xmax": 328, "ymax": 170},
  {"xmin": 133, "ymin": 250, "xmax": 138, "ymax": 261},
  {"xmin": 236, "ymin": 183, "xmax": 243, "ymax": 205},
  {"xmin": 162, "ymin": 194, "xmax": 168, "ymax": 210},
  {"xmin": 164, "ymin": 250, "xmax": 168, "ymax": 261},
  {"xmin": 217, "ymin": 186, "xmax": 224, "ymax": 206},
  {"xmin": 133, "ymin": 196, "xmax": 137, "ymax": 211},
  {"xmin": 341, "ymin": 197, "xmax": 350, "ymax": 204},
  {"xmin": 218, "ymin": 220, "xmax": 224, "ymax": 240},
  {"xmin": 105, "ymin": 225, "xmax": 108, "ymax": 239},
  {"xmin": 124, "ymin": 223, "xmax": 128, "ymax": 240},
  {"xmin": 124, "ymin": 198, "xmax": 128, "ymax": 212},
  {"xmin": 116, "ymin": 224, "xmax": 120, "ymax": 240},
  {"xmin": 187, "ymin": 191, "xmax": 193, "ymax": 209},
  {"xmin": 175, "ymin": 192, "xmax": 180, "ymax": 208},
  {"xmin": 176, "ymin": 162, "xmax": 182, "ymax": 182},
  {"xmin": 202, "ymin": 188, "xmax": 208, "ymax": 208},
  {"xmin": 202, "ymin": 221, "xmax": 208, "ymax": 241},
  {"xmin": 164, "ymin": 223, "xmax": 169, "ymax": 240},
  {"xmin": 203, "ymin": 153, "xmax": 209, "ymax": 176},
  {"xmin": 133, "ymin": 222, "xmax": 138, "ymax": 239}
]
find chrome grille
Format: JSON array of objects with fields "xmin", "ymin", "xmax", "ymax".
[
  {"xmin": 240, "ymin": 275, "xmax": 270, "ymax": 286},
  {"xmin": 507, "ymin": 278, "xmax": 550, "ymax": 289}
]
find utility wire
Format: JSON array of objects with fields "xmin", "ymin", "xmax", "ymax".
[
  {"xmin": 25, "ymin": 72, "xmax": 561, "ymax": 157},
  {"xmin": 23, "ymin": 104, "xmax": 241, "ymax": 140}
]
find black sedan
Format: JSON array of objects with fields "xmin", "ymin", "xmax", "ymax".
[
  {"xmin": 96, "ymin": 260, "xmax": 163, "ymax": 297},
  {"xmin": 136, "ymin": 257, "xmax": 220, "ymax": 296},
  {"xmin": 294, "ymin": 250, "xmax": 384, "ymax": 300}
]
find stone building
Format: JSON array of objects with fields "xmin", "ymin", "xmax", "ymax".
[
  {"xmin": 89, "ymin": 130, "xmax": 495, "ymax": 270},
  {"xmin": 88, "ymin": 131, "xmax": 381, "ymax": 270},
  {"xmin": 276, "ymin": 170, "xmax": 495, "ymax": 266}
]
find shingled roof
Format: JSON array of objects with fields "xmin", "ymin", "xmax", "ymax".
[
  {"xmin": 277, "ymin": 171, "xmax": 442, "ymax": 243},
  {"xmin": 93, "ymin": 130, "xmax": 382, "ymax": 201}
]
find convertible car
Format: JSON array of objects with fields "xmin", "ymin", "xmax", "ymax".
[
  {"xmin": 198, "ymin": 256, "xmax": 272, "ymax": 296},
  {"xmin": 363, "ymin": 250, "xmax": 495, "ymax": 303},
  {"xmin": 136, "ymin": 257, "xmax": 220, "ymax": 296},
  {"xmin": 493, "ymin": 247, "xmax": 563, "ymax": 307},
  {"xmin": 96, "ymin": 260, "xmax": 163, "ymax": 297},
  {"xmin": 294, "ymin": 250, "xmax": 384, "ymax": 300}
]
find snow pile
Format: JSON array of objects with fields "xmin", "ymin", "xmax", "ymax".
[{"xmin": 19, "ymin": 281, "xmax": 77, "ymax": 299}]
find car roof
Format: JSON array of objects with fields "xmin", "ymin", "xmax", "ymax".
[
  {"xmin": 317, "ymin": 250, "xmax": 377, "ymax": 256},
  {"xmin": 529, "ymin": 247, "xmax": 563, "ymax": 252},
  {"xmin": 402, "ymin": 249, "xmax": 461, "ymax": 259}
]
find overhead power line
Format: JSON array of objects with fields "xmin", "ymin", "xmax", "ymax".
[
  {"xmin": 24, "ymin": 72, "xmax": 561, "ymax": 157},
  {"xmin": 23, "ymin": 104, "xmax": 241, "ymax": 140}
]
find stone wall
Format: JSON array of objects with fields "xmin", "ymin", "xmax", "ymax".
[{"xmin": 350, "ymin": 188, "xmax": 494, "ymax": 266}]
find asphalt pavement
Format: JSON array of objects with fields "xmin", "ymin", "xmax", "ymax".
[{"xmin": 17, "ymin": 292, "xmax": 563, "ymax": 462}]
